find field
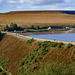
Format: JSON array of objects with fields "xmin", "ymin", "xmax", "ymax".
[{"xmin": 0, "ymin": 11, "xmax": 75, "ymax": 29}]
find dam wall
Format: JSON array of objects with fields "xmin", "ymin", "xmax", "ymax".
[{"xmin": 1, "ymin": 31, "xmax": 75, "ymax": 45}]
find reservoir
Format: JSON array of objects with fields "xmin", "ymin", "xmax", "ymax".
[{"xmin": 26, "ymin": 33, "xmax": 75, "ymax": 42}]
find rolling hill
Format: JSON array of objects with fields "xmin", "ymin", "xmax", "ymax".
[{"xmin": 0, "ymin": 11, "xmax": 75, "ymax": 29}]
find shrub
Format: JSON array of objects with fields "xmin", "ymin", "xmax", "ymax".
[
  {"xmin": 18, "ymin": 67, "xmax": 24, "ymax": 74},
  {"xmin": 36, "ymin": 25, "xmax": 40, "ymax": 30},
  {"xmin": 26, "ymin": 39, "xmax": 34, "ymax": 45},
  {"xmin": 0, "ymin": 59, "xmax": 8, "ymax": 69},
  {"xmin": 0, "ymin": 72, "xmax": 7, "ymax": 75},
  {"xmin": 57, "ymin": 43, "xmax": 63, "ymax": 48},
  {"xmin": 31, "ymin": 54, "xmax": 35, "ymax": 59},
  {"xmin": 0, "ymin": 51, "xmax": 7, "ymax": 57},
  {"xmin": 0, "ymin": 33, "xmax": 5, "ymax": 41},
  {"xmin": 28, "ymin": 53, "xmax": 31, "ymax": 56},
  {"xmin": 33, "ymin": 48, "xmax": 38, "ymax": 52},
  {"xmin": 36, "ymin": 56, "xmax": 42, "ymax": 62},
  {"xmin": 25, "ymin": 56, "xmax": 28, "ymax": 60},
  {"xmin": 2, "ymin": 51, "xmax": 7, "ymax": 55},
  {"xmin": 0, "ymin": 68, "xmax": 2, "ymax": 72},
  {"xmin": 32, "ymin": 59, "xmax": 35, "ymax": 64},
  {"xmin": 32, "ymin": 62, "xmax": 75, "ymax": 75},
  {"xmin": 67, "ymin": 44, "xmax": 73, "ymax": 48},
  {"xmin": 30, "ymin": 25, "xmax": 34, "ymax": 29},
  {"xmin": 37, "ymin": 42, "xmax": 42, "ymax": 48},
  {"xmin": 25, "ymin": 61, "xmax": 28, "ymax": 64},
  {"xmin": 50, "ymin": 42, "xmax": 57, "ymax": 47},
  {"xmin": 23, "ymin": 54, "xmax": 26, "ymax": 57},
  {"xmin": 33, "ymin": 66, "xmax": 37, "ymax": 70},
  {"xmin": 20, "ymin": 59, "xmax": 25, "ymax": 67}
]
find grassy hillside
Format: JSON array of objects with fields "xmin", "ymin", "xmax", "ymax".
[
  {"xmin": 0, "ymin": 11, "xmax": 75, "ymax": 29},
  {"xmin": 0, "ymin": 34, "xmax": 75, "ymax": 75}
]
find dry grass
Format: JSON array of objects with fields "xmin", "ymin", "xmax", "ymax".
[
  {"xmin": 0, "ymin": 34, "xmax": 37, "ymax": 75},
  {"xmin": 42, "ymin": 47, "xmax": 75, "ymax": 64},
  {"xmin": 0, "ymin": 34, "xmax": 75, "ymax": 75},
  {"xmin": 0, "ymin": 11, "xmax": 75, "ymax": 28}
]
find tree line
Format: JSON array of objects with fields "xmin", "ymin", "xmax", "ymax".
[
  {"xmin": 3, "ymin": 23, "xmax": 41, "ymax": 31},
  {"xmin": 4, "ymin": 23, "xmax": 24, "ymax": 31}
]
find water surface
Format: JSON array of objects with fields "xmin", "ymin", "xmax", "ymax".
[{"xmin": 26, "ymin": 33, "xmax": 75, "ymax": 42}]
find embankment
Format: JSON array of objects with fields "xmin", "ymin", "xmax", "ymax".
[
  {"xmin": 1, "ymin": 31, "xmax": 75, "ymax": 45},
  {"xmin": 0, "ymin": 33, "xmax": 75, "ymax": 75},
  {"xmin": 0, "ymin": 34, "xmax": 37, "ymax": 75}
]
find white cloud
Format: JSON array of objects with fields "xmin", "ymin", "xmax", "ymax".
[
  {"xmin": 32, "ymin": 0, "xmax": 64, "ymax": 6},
  {"xmin": 17, "ymin": 6, "xmax": 23, "ymax": 9},
  {"xmin": 8, "ymin": 0, "xmax": 17, "ymax": 3},
  {"xmin": 0, "ymin": 0, "xmax": 75, "ymax": 13},
  {"xmin": 19, "ymin": 0, "xmax": 24, "ymax": 3}
]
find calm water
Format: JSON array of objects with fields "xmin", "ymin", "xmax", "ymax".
[{"xmin": 26, "ymin": 33, "xmax": 75, "ymax": 42}]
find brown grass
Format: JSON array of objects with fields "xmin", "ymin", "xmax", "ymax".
[
  {"xmin": 0, "ymin": 11, "xmax": 75, "ymax": 28},
  {"xmin": 0, "ymin": 34, "xmax": 37, "ymax": 75},
  {"xmin": 0, "ymin": 34, "xmax": 75, "ymax": 75},
  {"xmin": 42, "ymin": 47, "xmax": 75, "ymax": 64}
]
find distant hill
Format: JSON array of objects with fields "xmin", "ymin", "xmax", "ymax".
[
  {"xmin": 0, "ymin": 11, "xmax": 75, "ymax": 28},
  {"xmin": 2, "ymin": 10, "xmax": 75, "ymax": 15},
  {"xmin": 62, "ymin": 11, "xmax": 75, "ymax": 14},
  {"xmin": 2, "ymin": 11, "xmax": 61, "ymax": 14},
  {"xmin": 2, "ymin": 10, "xmax": 75, "ymax": 14}
]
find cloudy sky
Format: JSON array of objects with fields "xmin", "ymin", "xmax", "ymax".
[{"xmin": 0, "ymin": 0, "xmax": 75, "ymax": 13}]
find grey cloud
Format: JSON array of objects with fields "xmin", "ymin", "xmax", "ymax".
[{"xmin": 32, "ymin": 0, "xmax": 65, "ymax": 6}]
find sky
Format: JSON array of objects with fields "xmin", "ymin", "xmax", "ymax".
[{"xmin": 0, "ymin": 0, "xmax": 75, "ymax": 13}]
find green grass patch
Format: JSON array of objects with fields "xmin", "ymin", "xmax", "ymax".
[
  {"xmin": 0, "ymin": 51, "xmax": 7, "ymax": 57},
  {"xmin": 0, "ymin": 59, "xmax": 9, "ymax": 70},
  {"xmin": 32, "ymin": 62, "xmax": 75, "ymax": 75},
  {"xmin": 67, "ymin": 43, "xmax": 73, "ymax": 49},
  {"xmin": 26, "ymin": 39, "xmax": 35, "ymax": 45}
]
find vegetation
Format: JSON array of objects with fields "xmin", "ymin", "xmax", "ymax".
[
  {"xmin": 30, "ymin": 25, "xmax": 35, "ymax": 29},
  {"xmin": 18, "ymin": 40, "xmax": 74, "ymax": 75},
  {"xmin": 1, "ymin": 11, "xmax": 75, "ymax": 29},
  {"xmin": 0, "ymin": 59, "xmax": 8, "ymax": 70},
  {"xmin": 0, "ymin": 51, "xmax": 7, "ymax": 57},
  {"xmin": 26, "ymin": 39, "xmax": 35, "ymax": 45},
  {"xmin": 4, "ymin": 23, "xmax": 24, "ymax": 31},
  {"xmin": 67, "ymin": 43, "xmax": 73, "ymax": 48},
  {"xmin": 32, "ymin": 62, "xmax": 75, "ymax": 75},
  {"xmin": 0, "ymin": 67, "xmax": 10, "ymax": 75},
  {"xmin": 0, "ymin": 32, "xmax": 5, "ymax": 41},
  {"xmin": 0, "ymin": 35, "xmax": 75, "ymax": 75},
  {"xmin": 36, "ymin": 25, "xmax": 40, "ymax": 30}
]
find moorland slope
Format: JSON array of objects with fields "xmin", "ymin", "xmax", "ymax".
[{"xmin": 0, "ymin": 11, "xmax": 75, "ymax": 28}]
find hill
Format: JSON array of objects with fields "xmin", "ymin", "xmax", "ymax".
[
  {"xmin": 0, "ymin": 34, "xmax": 75, "ymax": 75},
  {"xmin": 0, "ymin": 11, "xmax": 75, "ymax": 29}
]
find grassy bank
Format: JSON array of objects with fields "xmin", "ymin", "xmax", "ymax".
[{"xmin": 0, "ymin": 35, "xmax": 75, "ymax": 75}]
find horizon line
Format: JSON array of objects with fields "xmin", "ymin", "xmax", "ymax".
[{"xmin": 1, "ymin": 10, "xmax": 75, "ymax": 13}]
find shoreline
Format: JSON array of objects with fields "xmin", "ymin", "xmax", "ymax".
[
  {"xmin": 1, "ymin": 31, "xmax": 75, "ymax": 45},
  {"xmin": 18, "ymin": 30, "xmax": 75, "ymax": 35}
]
